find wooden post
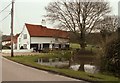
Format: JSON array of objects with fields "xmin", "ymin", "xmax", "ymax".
[{"xmin": 11, "ymin": 0, "xmax": 14, "ymax": 57}]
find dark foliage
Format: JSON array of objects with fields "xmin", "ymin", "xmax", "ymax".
[
  {"xmin": 2, "ymin": 45, "xmax": 11, "ymax": 49},
  {"xmin": 101, "ymin": 39, "xmax": 120, "ymax": 76}
]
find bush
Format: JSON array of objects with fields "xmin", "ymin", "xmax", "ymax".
[
  {"xmin": 61, "ymin": 51, "xmax": 72, "ymax": 60},
  {"xmin": 42, "ymin": 49, "xmax": 50, "ymax": 53},
  {"xmin": 76, "ymin": 49, "xmax": 95, "ymax": 55},
  {"xmin": 73, "ymin": 49, "xmax": 96, "ymax": 64},
  {"xmin": 101, "ymin": 39, "xmax": 120, "ymax": 76}
]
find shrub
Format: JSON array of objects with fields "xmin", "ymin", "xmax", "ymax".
[
  {"xmin": 42, "ymin": 49, "xmax": 50, "ymax": 53},
  {"xmin": 2, "ymin": 45, "xmax": 11, "ymax": 49},
  {"xmin": 61, "ymin": 51, "xmax": 72, "ymax": 60},
  {"xmin": 101, "ymin": 39, "xmax": 120, "ymax": 76},
  {"xmin": 73, "ymin": 49, "xmax": 96, "ymax": 64}
]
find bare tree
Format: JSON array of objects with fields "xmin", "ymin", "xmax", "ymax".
[
  {"xmin": 45, "ymin": 0, "xmax": 110, "ymax": 50},
  {"xmin": 98, "ymin": 15, "xmax": 118, "ymax": 32},
  {"xmin": 96, "ymin": 15, "xmax": 119, "ymax": 44}
]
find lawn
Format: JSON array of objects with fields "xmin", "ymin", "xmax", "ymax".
[
  {"xmin": 70, "ymin": 43, "xmax": 80, "ymax": 49},
  {"xmin": 4, "ymin": 54, "xmax": 120, "ymax": 82},
  {"xmin": 70, "ymin": 43, "xmax": 100, "ymax": 52}
]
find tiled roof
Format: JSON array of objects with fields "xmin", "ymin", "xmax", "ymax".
[
  {"xmin": 2, "ymin": 36, "xmax": 11, "ymax": 42},
  {"xmin": 2, "ymin": 34, "xmax": 20, "ymax": 44},
  {"xmin": 25, "ymin": 23, "xmax": 69, "ymax": 39}
]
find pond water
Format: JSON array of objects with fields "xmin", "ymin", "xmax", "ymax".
[
  {"xmin": 37, "ymin": 58, "xmax": 99, "ymax": 74},
  {"xmin": 37, "ymin": 58, "xmax": 69, "ymax": 67},
  {"xmin": 38, "ymin": 61, "xmax": 69, "ymax": 67}
]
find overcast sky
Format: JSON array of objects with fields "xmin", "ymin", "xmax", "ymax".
[{"xmin": 0, "ymin": 0, "xmax": 119, "ymax": 35}]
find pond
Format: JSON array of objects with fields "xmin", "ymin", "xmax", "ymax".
[
  {"xmin": 37, "ymin": 58, "xmax": 100, "ymax": 74},
  {"xmin": 37, "ymin": 58, "xmax": 69, "ymax": 68}
]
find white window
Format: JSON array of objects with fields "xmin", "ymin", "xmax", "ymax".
[
  {"xmin": 23, "ymin": 44, "xmax": 27, "ymax": 49},
  {"xmin": 24, "ymin": 34, "xmax": 27, "ymax": 39}
]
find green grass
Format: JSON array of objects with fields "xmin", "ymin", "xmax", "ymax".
[
  {"xmin": 70, "ymin": 43, "xmax": 80, "ymax": 49},
  {"xmin": 4, "ymin": 54, "xmax": 120, "ymax": 82},
  {"xmin": 70, "ymin": 43, "xmax": 99, "ymax": 51}
]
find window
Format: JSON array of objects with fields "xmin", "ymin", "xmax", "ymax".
[
  {"xmin": 19, "ymin": 38, "xmax": 21, "ymax": 42},
  {"xmin": 19, "ymin": 44, "xmax": 20, "ymax": 48},
  {"xmin": 24, "ymin": 34, "xmax": 27, "ymax": 39},
  {"xmin": 23, "ymin": 44, "xmax": 27, "ymax": 49},
  {"xmin": 43, "ymin": 44, "xmax": 49, "ymax": 49},
  {"xmin": 54, "ymin": 44, "xmax": 59, "ymax": 49},
  {"xmin": 65, "ymin": 44, "xmax": 69, "ymax": 48}
]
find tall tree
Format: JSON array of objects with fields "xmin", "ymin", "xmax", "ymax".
[
  {"xmin": 45, "ymin": 0, "xmax": 110, "ymax": 50},
  {"xmin": 96, "ymin": 15, "xmax": 119, "ymax": 45}
]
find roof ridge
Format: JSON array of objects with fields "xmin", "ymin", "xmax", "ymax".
[
  {"xmin": 25, "ymin": 23, "xmax": 67, "ymax": 32},
  {"xmin": 25, "ymin": 23, "xmax": 46, "ymax": 28},
  {"xmin": 25, "ymin": 23, "xmax": 69, "ymax": 39}
]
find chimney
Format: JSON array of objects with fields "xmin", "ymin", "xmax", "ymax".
[{"xmin": 41, "ymin": 19, "xmax": 46, "ymax": 27}]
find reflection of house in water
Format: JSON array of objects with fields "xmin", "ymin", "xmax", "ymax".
[
  {"xmin": 2, "ymin": 34, "xmax": 19, "ymax": 49},
  {"xmin": 17, "ymin": 23, "xmax": 70, "ymax": 51}
]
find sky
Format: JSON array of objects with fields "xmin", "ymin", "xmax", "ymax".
[{"xmin": 0, "ymin": 0, "xmax": 119, "ymax": 35}]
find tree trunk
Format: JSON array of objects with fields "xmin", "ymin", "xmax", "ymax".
[
  {"xmin": 79, "ymin": 29, "xmax": 85, "ymax": 71},
  {"xmin": 68, "ymin": 60, "xmax": 71, "ymax": 67},
  {"xmin": 79, "ymin": 63, "xmax": 84, "ymax": 71},
  {"xmin": 68, "ymin": 57, "xmax": 73, "ymax": 67},
  {"xmin": 80, "ymin": 29, "xmax": 86, "ymax": 50},
  {"xmin": 100, "ymin": 30, "xmax": 109, "ymax": 45}
]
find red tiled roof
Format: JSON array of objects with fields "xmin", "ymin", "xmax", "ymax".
[
  {"xmin": 2, "ymin": 34, "xmax": 20, "ymax": 44},
  {"xmin": 25, "ymin": 23, "xmax": 69, "ymax": 39},
  {"xmin": 3, "ymin": 36, "xmax": 11, "ymax": 42}
]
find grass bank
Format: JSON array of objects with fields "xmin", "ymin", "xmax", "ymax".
[{"xmin": 3, "ymin": 54, "xmax": 120, "ymax": 82}]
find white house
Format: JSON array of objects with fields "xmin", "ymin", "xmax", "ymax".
[
  {"xmin": 17, "ymin": 23, "xmax": 69, "ymax": 51},
  {"xmin": 2, "ymin": 36, "xmax": 11, "ymax": 46},
  {"xmin": 2, "ymin": 34, "xmax": 19, "ymax": 49}
]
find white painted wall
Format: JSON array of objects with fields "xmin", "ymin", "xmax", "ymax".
[
  {"xmin": 17, "ymin": 26, "xmax": 31, "ymax": 50},
  {"xmin": 2, "ymin": 41, "xmax": 17, "ymax": 49},
  {"xmin": 2, "ymin": 41, "xmax": 11, "ymax": 46},
  {"xmin": 31, "ymin": 37, "xmax": 54, "ymax": 43},
  {"xmin": 58, "ymin": 38, "xmax": 69, "ymax": 44},
  {"xmin": 31, "ymin": 37, "xmax": 69, "ymax": 44}
]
